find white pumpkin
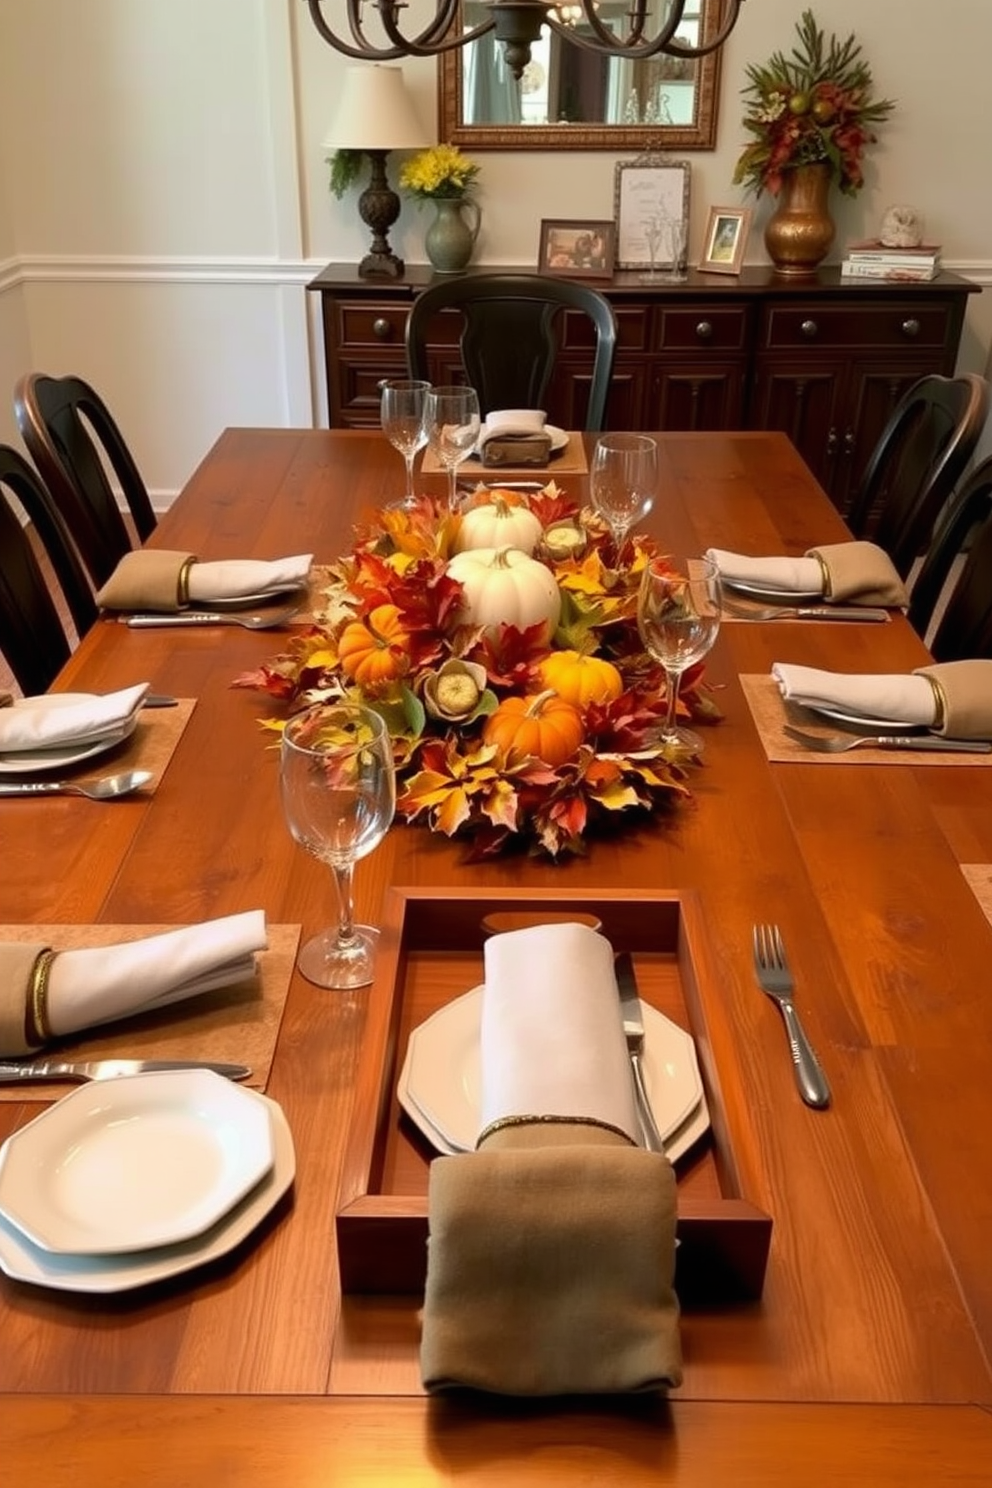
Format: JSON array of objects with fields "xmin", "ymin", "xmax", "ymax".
[
  {"xmin": 446, "ymin": 546, "xmax": 562, "ymax": 638},
  {"xmin": 454, "ymin": 495, "xmax": 543, "ymax": 557}
]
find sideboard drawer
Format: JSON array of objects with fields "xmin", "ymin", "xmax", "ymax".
[
  {"xmin": 654, "ymin": 305, "xmax": 749, "ymax": 352},
  {"xmin": 761, "ymin": 302, "xmax": 953, "ymax": 352},
  {"xmin": 335, "ymin": 303, "xmax": 410, "ymax": 350}
]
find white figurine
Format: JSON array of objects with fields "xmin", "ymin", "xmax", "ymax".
[{"xmin": 880, "ymin": 205, "xmax": 924, "ymax": 248}]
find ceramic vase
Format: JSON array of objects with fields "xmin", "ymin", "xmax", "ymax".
[
  {"xmin": 425, "ymin": 197, "xmax": 481, "ymax": 274},
  {"xmin": 764, "ymin": 162, "xmax": 835, "ymax": 276}
]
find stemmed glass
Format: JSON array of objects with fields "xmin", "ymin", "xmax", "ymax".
[
  {"xmin": 279, "ymin": 703, "xmax": 396, "ymax": 989},
  {"xmin": 590, "ymin": 433, "xmax": 658, "ymax": 559},
  {"xmin": 638, "ymin": 554, "xmax": 722, "ymax": 755},
  {"xmin": 640, "ymin": 216, "xmax": 665, "ymax": 283},
  {"xmin": 380, "ymin": 378, "xmax": 431, "ymax": 510},
  {"xmin": 426, "ymin": 385, "xmax": 481, "ymax": 513}
]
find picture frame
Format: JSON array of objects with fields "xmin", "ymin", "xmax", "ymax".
[
  {"xmin": 613, "ymin": 153, "xmax": 691, "ymax": 271},
  {"xmin": 699, "ymin": 206, "xmax": 752, "ymax": 275},
  {"xmin": 538, "ymin": 219, "xmax": 616, "ymax": 279}
]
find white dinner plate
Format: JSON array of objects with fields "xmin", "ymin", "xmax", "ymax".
[
  {"xmin": 0, "ymin": 693, "xmax": 139, "ymax": 775},
  {"xmin": 721, "ymin": 578, "xmax": 823, "ymax": 603},
  {"xmin": 190, "ymin": 583, "xmax": 308, "ymax": 612},
  {"xmin": 805, "ymin": 703, "xmax": 925, "ymax": 733},
  {"xmin": 0, "ymin": 1089, "xmax": 294, "ymax": 1293},
  {"xmin": 473, "ymin": 424, "xmax": 569, "ymax": 461},
  {"xmin": 398, "ymin": 986, "xmax": 705, "ymax": 1156},
  {"xmin": 0, "ymin": 1070, "xmax": 274, "ymax": 1254}
]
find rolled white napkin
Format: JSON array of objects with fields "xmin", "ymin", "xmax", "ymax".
[
  {"xmin": 0, "ymin": 684, "xmax": 149, "ymax": 754},
  {"xmin": 772, "ymin": 663, "xmax": 937, "ymax": 725},
  {"xmin": 707, "ymin": 548, "xmax": 823, "ymax": 593},
  {"xmin": 480, "ymin": 922, "xmax": 639, "ymax": 1143},
  {"xmin": 188, "ymin": 554, "xmax": 312, "ymax": 603},
  {"xmin": 46, "ymin": 909, "xmax": 268, "ymax": 1037},
  {"xmin": 479, "ymin": 408, "xmax": 548, "ymax": 454}
]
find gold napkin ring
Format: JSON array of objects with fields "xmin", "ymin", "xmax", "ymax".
[
  {"xmin": 922, "ymin": 672, "xmax": 948, "ymax": 731},
  {"xmin": 476, "ymin": 1113, "xmax": 638, "ymax": 1149},
  {"xmin": 26, "ymin": 948, "xmax": 56, "ymax": 1047},
  {"xmin": 177, "ymin": 556, "xmax": 197, "ymax": 608},
  {"xmin": 810, "ymin": 549, "xmax": 832, "ymax": 599}
]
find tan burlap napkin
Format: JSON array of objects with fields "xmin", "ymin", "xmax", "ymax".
[
  {"xmin": 916, "ymin": 660, "xmax": 992, "ymax": 738},
  {"xmin": 97, "ymin": 551, "xmax": 312, "ymax": 612},
  {"xmin": 707, "ymin": 541, "xmax": 907, "ymax": 607},
  {"xmin": 420, "ymin": 1120, "xmax": 681, "ymax": 1396}
]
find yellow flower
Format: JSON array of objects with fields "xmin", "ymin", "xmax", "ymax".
[{"xmin": 399, "ymin": 144, "xmax": 480, "ymax": 201}]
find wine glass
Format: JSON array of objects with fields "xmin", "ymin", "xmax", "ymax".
[
  {"xmin": 279, "ymin": 702, "xmax": 396, "ymax": 989},
  {"xmin": 637, "ymin": 554, "xmax": 722, "ymax": 755},
  {"xmin": 380, "ymin": 378, "xmax": 431, "ymax": 510},
  {"xmin": 640, "ymin": 216, "xmax": 665, "ymax": 283},
  {"xmin": 426, "ymin": 385, "xmax": 482, "ymax": 513},
  {"xmin": 590, "ymin": 433, "xmax": 658, "ymax": 559}
]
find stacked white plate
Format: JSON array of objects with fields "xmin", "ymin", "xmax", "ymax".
[
  {"xmin": 0, "ymin": 1069, "xmax": 295, "ymax": 1293},
  {"xmin": 397, "ymin": 986, "xmax": 710, "ymax": 1163},
  {"xmin": 0, "ymin": 693, "xmax": 140, "ymax": 775}
]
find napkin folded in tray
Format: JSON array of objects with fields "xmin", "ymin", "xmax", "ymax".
[
  {"xmin": 706, "ymin": 541, "xmax": 908, "ymax": 607},
  {"xmin": 420, "ymin": 922, "xmax": 682, "ymax": 1396},
  {"xmin": 0, "ymin": 909, "xmax": 268, "ymax": 1056},
  {"xmin": 478, "ymin": 408, "xmax": 552, "ymax": 468},
  {"xmin": 96, "ymin": 550, "xmax": 313, "ymax": 613},
  {"xmin": 0, "ymin": 683, "xmax": 149, "ymax": 754},
  {"xmin": 772, "ymin": 659, "xmax": 992, "ymax": 738}
]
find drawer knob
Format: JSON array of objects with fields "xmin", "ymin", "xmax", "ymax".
[
  {"xmin": 901, "ymin": 317, "xmax": 921, "ymax": 338},
  {"xmin": 372, "ymin": 317, "xmax": 393, "ymax": 340},
  {"xmin": 695, "ymin": 320, "xmax": 713, "ymax": 340},
  {"xmin": 800, "ymin": 318, "xmax": 818, "ymax": 339}
]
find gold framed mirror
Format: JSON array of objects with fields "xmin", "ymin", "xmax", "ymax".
[{"xmin": 438, "ymin": 1, "xmax": 723, "ymax": 152}]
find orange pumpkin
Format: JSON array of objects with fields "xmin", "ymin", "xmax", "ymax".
[
  {"xmin": 536, "ymin": 649, "xmax": 623, "ymax": 708},
  {"xmin": 337, "ymin": 604, "xmax": 410, "ymax": 688},
  {"xmin": 483, "ymin": 689, "xmax": 584, "ymax": 767}
]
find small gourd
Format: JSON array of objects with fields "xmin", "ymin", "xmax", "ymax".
[
  {"xmin": 536, "ymin": 649, "xmax": 623, "ymax": 708},
  {"xmin": 337, "ymin": 603, "xmax": 410, "ymax": 687},
  {"xmin": 454, "ymin": 495, "xmax": 543, "ymax": 557},
  {"xmin": 483, "ymin": 689, "xmax": 584, "ymax": 767},
  {"xmin": 445, "ymin": 546, "xmax": 561, "ymax": 639}
]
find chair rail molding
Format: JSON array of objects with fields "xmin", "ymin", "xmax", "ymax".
[{"xmin": 4, "ymin": 253, "xmax": 324, "ymax": 287}]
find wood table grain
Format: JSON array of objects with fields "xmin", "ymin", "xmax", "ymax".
[{"xmin": 3, "ymin": 429, "xmax": 991, "ymax": 1485}]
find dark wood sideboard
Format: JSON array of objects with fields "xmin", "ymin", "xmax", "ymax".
[{"xmin": 307, "ymin": 263, "xmax": 980, "ymax": 513}]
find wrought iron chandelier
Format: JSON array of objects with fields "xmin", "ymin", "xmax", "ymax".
[{"xmin": 302, "ymin": 0, "xmax": 747, "ymax": 81}]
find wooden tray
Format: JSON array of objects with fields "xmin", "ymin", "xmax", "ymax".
[{"xmin": 336, "ymin": 887, "xmax": 772, "ymax": 1301}]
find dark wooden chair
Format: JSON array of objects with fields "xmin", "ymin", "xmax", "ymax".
[
  {"xmin": 845, "ymin": 372, "xmax": 989, "ymax": 578},
  {"xmin": 14, "ymin": 372, "xmax": 156, "ymax": 589},
  {"xmin": 405, "ymin": 273, "xmax": 617, "ymax": 431},
  {"xmin": 0, "ymin": 445, "xmax": 98, "ymax": 642},
  {"xmin": 0, "ymin": 447, "xmax": 88, "ymax": 695},
  {"xmin": 908, "ymin": 454, "xmax": 992, "ymax": 661}
]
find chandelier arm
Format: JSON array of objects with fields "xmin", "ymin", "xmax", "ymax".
[
  {"xmin": 374, "ymin": 0, "xmax": 469, "ymax": 50},
  {"xmin": 545, "ymin": 0, "xmax": 743, "ymax": 60},
  {"xmin": 303, "ymin": 0, "xmax": 492, "ymax": 61}
]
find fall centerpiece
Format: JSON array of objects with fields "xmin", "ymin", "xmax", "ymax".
[
  {"xmin": 399, "ymin": 143, "xmax": 481, "ymax": 272},
  {"xmin": 239, "ymin": 486, "xmax": 719, "ymax": 860},
  {"xmin": 733, "ymin": 10, "xmax": 894, "ymax": 275}
]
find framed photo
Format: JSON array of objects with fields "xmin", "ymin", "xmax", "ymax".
[
  {"xmin": 613, "ymin": 154, "xmax": 690, "ymax": 271},
  {"xmin": 700, "ymin": 206, "xmax": 752, "ymax": 275},
  {"xmin": 538, "ymin": 219, "xmax": 616, "ymax": 279}
]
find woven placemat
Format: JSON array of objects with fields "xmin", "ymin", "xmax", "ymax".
[
  {"xmin": 424, "ymin": 429, "xmax": 588, "ymax": 480},
  {"xmin": 0, "ymin": 922, "xmax": 300, "ymax": 1100},
  {"xmin": 9, "ymin": 699, "xmax": 197, "ymax": 789},
  {"xmin": 740, "ymin": 674, "xmax": 992, "ymax": 767}
]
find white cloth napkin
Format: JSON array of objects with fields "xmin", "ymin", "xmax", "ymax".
[
  {"xmin": 0, "ymin": 684, "xmax": 149, "ymax": 754},
  {"xmin": 188, "ymin": 554, "xmax": 312, "ymax": 603},
  {"xmin": 479, "ymin": 408, "xmax": 548, "ymax": 452},
  {"xmin": 479, "ymin": 922, "xmax": 639, "ymax": 1143},
  {"xmin": 772, "ymin": 663, "xmax": 938, "ymax": 725},
  {"xmin": 706, "ymin": 547, "xmax": 823, "ymax": 593},
  {"xmin": 45, "ymin": 910, "xmax": 268, "ymax": 1037}
]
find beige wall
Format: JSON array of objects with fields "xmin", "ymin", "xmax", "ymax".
[{"xmin": 0, "ymin": 0, "xmax": 989, "ymax": 500}]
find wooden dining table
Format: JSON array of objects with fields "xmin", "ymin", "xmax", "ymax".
[{"xmin": 3, "ymin": 428, "xmax": 992, "ymax": 1486}]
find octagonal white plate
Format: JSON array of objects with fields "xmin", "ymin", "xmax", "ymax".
[
  {"xmin": 0, "ymin": 1089, "xmax": 294, "ymax": 1294},
  {"xmin": 398, "ymin": 985, "xmax": 706, "ymax": 1157},
  {"xmin": 0, "ymin": 1069, "xmax": 274, "ymax": 1255}
]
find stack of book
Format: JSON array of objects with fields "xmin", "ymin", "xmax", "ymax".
[{"xmin": 840, "ymin": 239, "xmax": 942, "ymax": 282}]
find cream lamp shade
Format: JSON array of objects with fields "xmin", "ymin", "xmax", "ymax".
[{"xmin": 322, "ymin": 64, "xmax": 429, "ymax": 279}]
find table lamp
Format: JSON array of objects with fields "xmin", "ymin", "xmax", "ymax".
[{"xmin": 323, "ymin": 64, "xmax": 429, "ymax": 279}]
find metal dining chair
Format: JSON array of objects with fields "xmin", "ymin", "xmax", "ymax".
[
  {"xmin": 0, "ymin": 444, "xmax": 98, "ymax": 643},
  {"xmin": 845, "ymin": 371, "xmax": 990, "ymax": 579},
  {"xmin": 0, "ymin": 447, "xmax": 87, "ymax": 695},
  {"xmin": 907, "ymin": 452, "xmax": 992, "ymax": 646},
  {"xmin": 13, "ymin": 372, "xmax": 157, "ymax": 589},
  {"xmin": 404, "ymin": 272, "xmax": 618, "ymax": 431},
  {"xmin": 910, "ymin": 454, "xmax": 992, "ymax": 661}
]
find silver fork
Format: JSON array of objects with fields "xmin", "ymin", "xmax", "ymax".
[
  {"xmin": 724, "ymin": 600, "xmax": 889, "ymax": 622},
  {"xmin": 783, "ymin": 724, "xmax": 991, "ymax": 755},
  {"xmin": 752, "ymin": 924, "xmax": 830, "ymax": 1108},
  {"xmin": 124, "ymin": 602, "xmax": 300, "ymax": 631}
]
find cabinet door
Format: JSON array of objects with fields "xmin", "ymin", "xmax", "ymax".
[
  {"xmin": 749, "ymin": 360, "xmax": 849, "ymax": 501},
  {"xmin": 835, "ymin": 358, "xmax": 937, "ymax": 516},
  {"xmin": 649, "ymin": 363, "xmax": 746, "ymax": 429}
]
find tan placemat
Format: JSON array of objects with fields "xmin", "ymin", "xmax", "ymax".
[
  {"xmin": 13, "ymin": 699, "xmax": 197, "ymax": 789},
  {"xmin": 740, "ymin": 674, "xmax": 992, "ymax": 767},
  {"xmin": 0, "ymin": 922, "xmax": 300, "ymax": 1100},
  {"xmin": 423, "ymin": 429, "xmax": 588, "ymax": 479},
  {"xmin": 961, "ymin": 866, "xmax": 992, "ymax": 924}
]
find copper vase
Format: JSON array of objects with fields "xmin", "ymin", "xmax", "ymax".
[{"xmin": 764, "ymin": 163, "xmax": 835, "ymax": 276}]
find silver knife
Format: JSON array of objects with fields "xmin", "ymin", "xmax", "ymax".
[
  {"xmin": 0, "ymin": 1058, "xmax": 251, "ymax": 1084},
  {"xmin": 787, "ymin": 606, "xmax": 890, "ymax": 622},
  {"xmin": 614, "ymin": 953, "xmax": 665, "ymax": 1153}
]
